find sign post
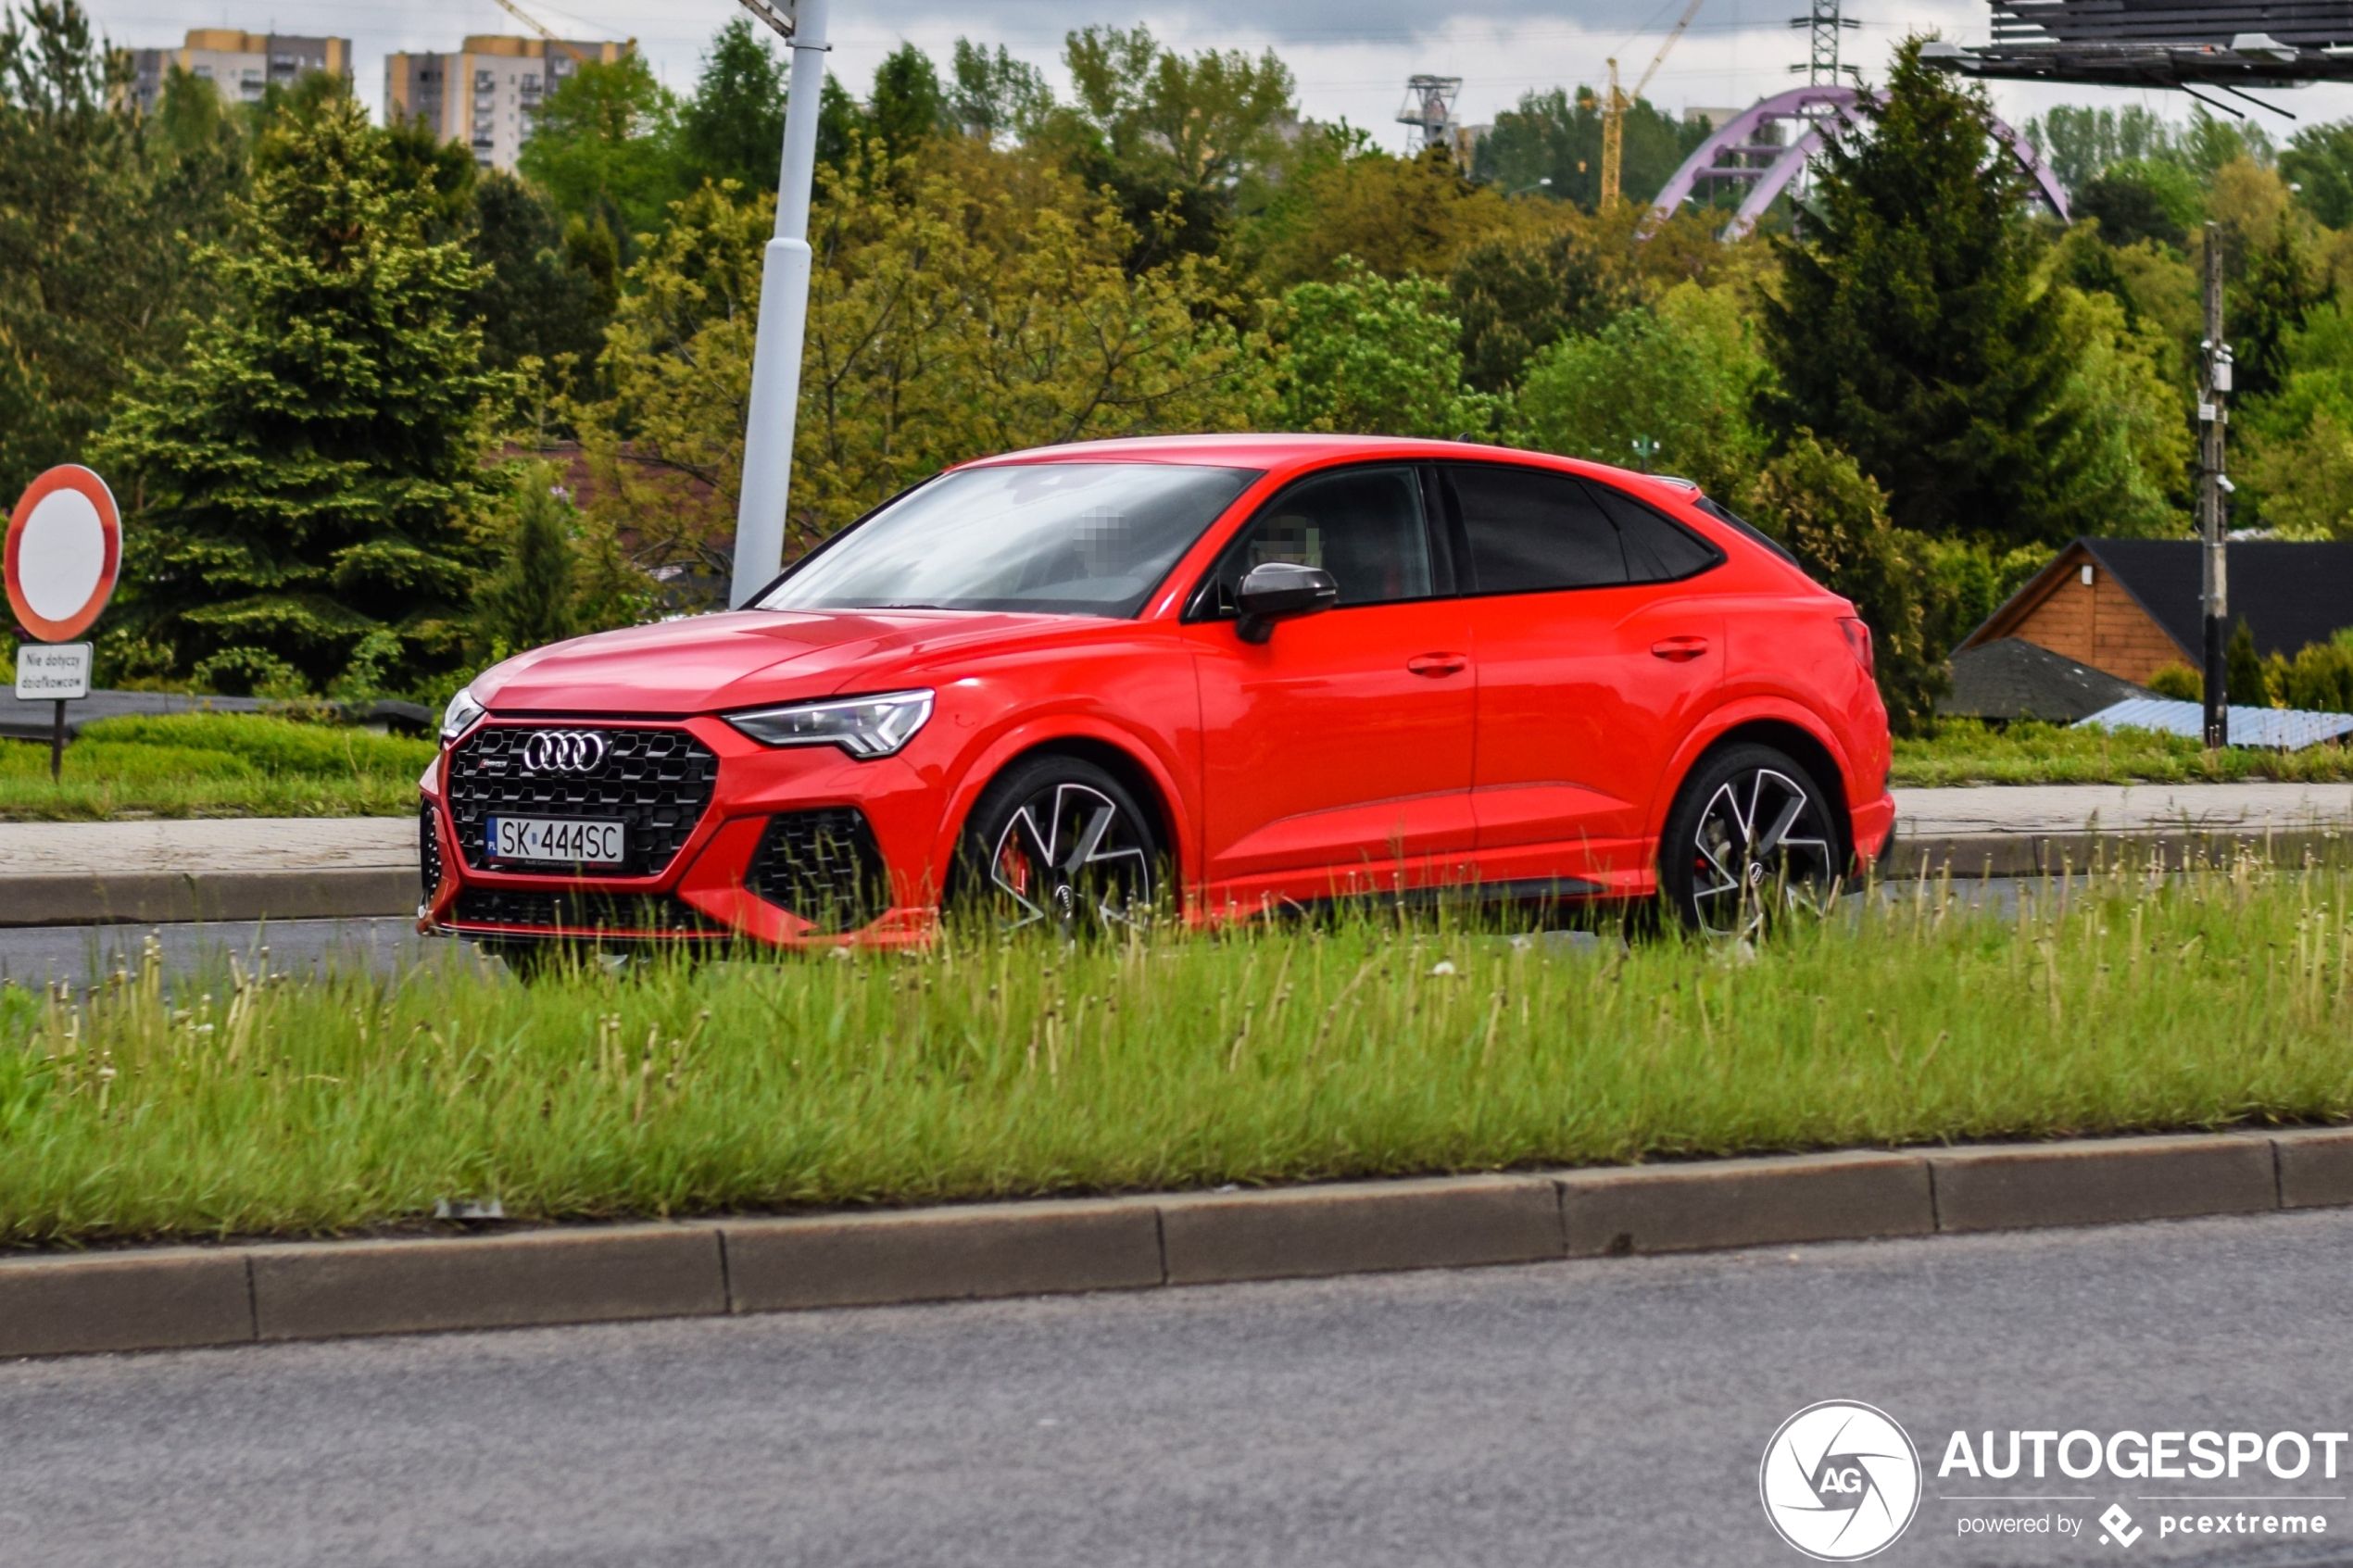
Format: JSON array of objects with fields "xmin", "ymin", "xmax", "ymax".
[{"xmin": 6, "ymin": 464, "xmax": 121, "ymax": 780}]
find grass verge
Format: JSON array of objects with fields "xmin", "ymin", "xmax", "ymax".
[
  {"xmin": 0, "ymin": 712, "xmax": 434, "ymax": 820},
  {"xmin": 1894, "ymin": 718, "xmax": 2353, "ymax": 786},
  {"xmin": 3, "ymin": 854, "xmax": 2350, "ymax": 1246}
]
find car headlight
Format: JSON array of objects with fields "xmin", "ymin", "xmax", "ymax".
[
  {"xmin": 440, "ymin": 686, "xmax": 487, "ymax": 743},
  {"xmin": 724, "ymin": 689, "xmax": 935, "ymax": 759}
]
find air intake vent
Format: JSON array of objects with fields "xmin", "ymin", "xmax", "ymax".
[{"xmin": 748, "ymin": 809, "xmax": 889, "ymax": 932}]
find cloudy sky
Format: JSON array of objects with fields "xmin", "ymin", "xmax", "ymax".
[{"xmin": 82, "ymin": 0, "xmax": 2353, "ymax": 148}]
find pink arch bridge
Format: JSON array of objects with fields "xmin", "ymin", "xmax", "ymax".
[{"xmin": 1650, "ymin": 85, "xmax": 2069, "ymax": 237}]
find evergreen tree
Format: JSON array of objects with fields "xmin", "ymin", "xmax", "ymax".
[
  {"xmin": 467, "ymin": 169, "xmax": 608, "ymax": 395},
  {"xmin": 96, "ymin": 93, "xmax": 504, "ymax": 696},
  {"xmin": 0, "ymin": 1, "xmax": 237, "ymax": 497},
  {"xmin": 1451, "ymin": 226, "xmax": 1638, "ymax": 393},
  {"xmin": 1761, "ymin": 41, "xmax": 2092, "ymax": 547},
  {"xmin": 678, "ymin": 18, "xmax": 786, "ymax": 192},
  {"xmin": 2226, "ymin": 616, "xmax": 2269, "ymax": 708},
  {"xmin": 475, "ymin": 463, "xmax": 579, "ymax": 653}
]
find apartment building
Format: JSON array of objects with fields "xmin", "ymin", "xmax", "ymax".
[
  {"xmin": 384, "ymin": 36, "xmax": 631, "ymax": 172},
  {"xmin": 127, "ymin": 30, "xmax": 352, "ymax": 116}
]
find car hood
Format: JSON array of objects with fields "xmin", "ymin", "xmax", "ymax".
[{"xmin": 472, "ymin": 608, "xmax": 1101, "ymax": 714}]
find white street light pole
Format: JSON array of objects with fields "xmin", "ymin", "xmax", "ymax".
[{"xmin": 728, "ymin": 0, "xmax": 831, "ymax": 608}]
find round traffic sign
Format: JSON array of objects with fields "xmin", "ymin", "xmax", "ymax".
[{"xmin": 6, "ymin": 465, "xmax": 120, "ymax": 643}]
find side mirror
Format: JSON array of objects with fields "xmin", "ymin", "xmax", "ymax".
[{"xmin": 1234, "ymin": 561, "xmax": 1339, "ymax": 645}]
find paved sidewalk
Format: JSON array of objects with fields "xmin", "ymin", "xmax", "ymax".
[
  {"xmin": 1894, "ymin": 781, "xmax": 2353, "ymax": 836},
  {"xmin": 0, "ymin": 817, "xmax": 413, "ymax": 877}
]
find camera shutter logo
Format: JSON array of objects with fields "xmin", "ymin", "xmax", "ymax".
[
  {"xmin": 522, "ymin": 730, "xmax": 609, "ymax": 775},
  {"xmin": 1759, "ymin": 1400, "xmax": 1922, "ymax": 1561}
]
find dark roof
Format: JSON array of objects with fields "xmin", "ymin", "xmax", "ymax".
[
  {"xmin": 1941, "ymin": 636, "xmax": 2156, "ymax": 722},
  {"xmin": 2080, "ymin": 539, "xmax": 2353, "ymax": 661}
]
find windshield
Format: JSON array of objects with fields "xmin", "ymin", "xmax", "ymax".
[{"xmin": 759, "ymin": 462, "xmax": 1263, "ymax": 618}]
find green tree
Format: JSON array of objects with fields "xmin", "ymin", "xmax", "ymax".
[
  {"xmin": 2025, "ymin": 104, "xmax": 2176, "ymax": 195},
  {"xmin": 1735, "ymin": 433, "xmax": 1944, "ymax": 735},
  {"xmin": 475, "ymin": 462, "xmax": 579, "ymax": 653},
  {"xmin": 2282, "ymin": 120, "xmax": 2353, "ymax": 229},
  {"xmin": 2227, "ymin": 616, "xmax": 2269, "ymax": 708},
  {"xmin": 1513, "ymin": 285, "xmax": 1768, "ymax": 498},
  {"xmin": 516, "ymin": 53, "xmax": 682, "ymax": 244},
  {"xmin": 466, "ymin": 169, "xmax": 610, "ymax": 407},
  {"xmin": 678, "ymin": 17, "xmax": 786, "ymax": 193},
  {"xmin": 950, "ymin": 39, "xmax": 1050, "ymax": 143},
  {"xmin": 0, "ymin": 1, "xmax": 236, "ymax": 497},
  {"xmin": 95, "ymin": 94, "xmax": 505, "ymax": 695},
  {"xmin": 1039, "ymin": 25, "xmax": 1297, "ymax": 267},
  {"xmin": 1267, "ymin": 259, "xmax": 1494, "ymax": 438},
  {"xmin": 1761, "ymin": 41, "xmax": 2098, "ymax": 548},
  {"xmin": 1452, "ymin": 223, "xmax": 1640, "ymax": 393},
  {"xmin": 1471, "ymin": 85, "xmax": 1707, "ymax": 211}
]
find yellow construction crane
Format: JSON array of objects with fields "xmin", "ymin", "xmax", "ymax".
[{"xmin": 1600, "ymin": 0, "xmax": 1706, "ymax": 206}]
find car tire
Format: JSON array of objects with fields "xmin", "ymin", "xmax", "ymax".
[
  {"xmin": 953, "ymin": 754, "xmax": 1161, "ymax": 936},
  {"xmin": 1658, "ymin": 743, "xmax": 1846, "ymax": 937}
]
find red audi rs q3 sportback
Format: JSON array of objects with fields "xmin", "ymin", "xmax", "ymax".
[{"xmin": 418, "ymin": 434, "xmax": 1894, "ymax": 953}]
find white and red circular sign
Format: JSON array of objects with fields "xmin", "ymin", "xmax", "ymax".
[{"xmin": 6, "ymin": 465, "xmax": 120, "ymax": 643}]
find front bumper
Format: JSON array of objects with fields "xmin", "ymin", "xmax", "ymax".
[{"xmin": 419, "ymin": 715, "xmax": 947, "ymax": 949}]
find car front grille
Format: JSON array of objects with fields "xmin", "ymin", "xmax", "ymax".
[
  {"xmin": 747, "ymin": 808, "xmax": 889, "ymax": 932},
  {"xmin": 447, "ymin": 725, "xmax": 720, "ymax": 879},
  {"xmin": 419, "ymin": 800, "xmax": 444, "ymax": 905},
  {"xmin": 448, "ymin": 888, "xmax": 729, "ymax": 936}
]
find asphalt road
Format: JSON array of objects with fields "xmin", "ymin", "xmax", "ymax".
[
  {"xmin": 0, "ymin": 878, "xmax": 2061, "ymax": 991},
  {"xmin": 8, "ymin": 1210, "xmax": 2353, "ymax": 1568}
]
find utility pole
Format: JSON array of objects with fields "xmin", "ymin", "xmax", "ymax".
[
  {"xmin": 2198, "ymin": 223, "xmax": 2232, "ymax": 749},
  {"xmin": 728, "ymin": 0, "xmax": 830, "ymax": 608}
]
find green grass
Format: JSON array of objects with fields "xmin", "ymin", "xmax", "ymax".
[
  {"xmin": 5, "ymin": 855, "xmax": 2353, "ymax": 1247},
  {"xmin": 0, "ymin": 712, "xmax": 434, "ymax": 820},
  {"xmin": 1894, "ymin": 718, "xmax": 2353, "ymax": 786}
]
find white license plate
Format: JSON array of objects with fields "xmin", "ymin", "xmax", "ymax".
[{"xmin": 486, "ymin": 817, "xmax": 626, "ymax": 865}]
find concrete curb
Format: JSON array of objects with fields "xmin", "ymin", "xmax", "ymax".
[
  {"xmin": 5, "ymin": 1127, "xmax": 2350, "ymax": 1360},
  {"xmin": 1891, "ymin": 828, "xmax": 2350, "ymax": 879},
  {"xmin": 0, "ymin": 869, "xmax": 416, "ymax": 927}
]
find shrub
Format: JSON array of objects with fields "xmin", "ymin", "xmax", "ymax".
[{"xmin": 2147, "ymin": 663, "xmax": 2202, "ymax": 701}]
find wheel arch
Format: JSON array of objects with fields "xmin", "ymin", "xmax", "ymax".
[
  {"xmin": 940, "ymin": 731, "xmax": 1186, "ymax": 903},
  {"xmin": 1665, "ymin": 715, "xmax": 1856, "ymax": 866}
]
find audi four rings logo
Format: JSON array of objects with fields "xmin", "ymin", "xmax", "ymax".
[{"xmin": 521, "ymin": 730, "xmax": 609, "ymax": 774}]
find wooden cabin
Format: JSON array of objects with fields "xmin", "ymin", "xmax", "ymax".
[{"xmin": 1957, "ymin": 539, "xmax": 2353, "ymax": 685}]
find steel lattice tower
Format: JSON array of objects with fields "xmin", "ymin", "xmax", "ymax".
[{"xmin": 1794, "ymin": 0, "xmax": 1856, "ymax": 85}]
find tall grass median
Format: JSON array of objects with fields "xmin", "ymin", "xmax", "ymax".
[{"xmin": 4, "ymin": 856, "xmax": 2351, "ymax": 1247}]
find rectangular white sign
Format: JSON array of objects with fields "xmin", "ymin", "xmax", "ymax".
[{"xmin": 15, "ymin": 642, "xmax": 91, "ymax": 701}]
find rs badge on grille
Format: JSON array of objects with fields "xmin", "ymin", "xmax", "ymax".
[{"xmin": 521, "ymin": 729, "xmax": 610, "ymax": 774}]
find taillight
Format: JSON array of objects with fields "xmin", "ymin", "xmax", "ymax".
[{"xmin": 1837, "ymin": 617, "xmax": 1874, "ymax": 677}]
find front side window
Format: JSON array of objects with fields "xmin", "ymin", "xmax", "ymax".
[
  {"xmin": 759, "ymin": 462, "xmax": 1260, "ymax": 618},
  {"xmin": 1446, "ymin": 463, "xmax": 1723, "ymax": 594},
  {"xmin": 1194, "ymin": 464, "xmax": 1434, "ymax": 616}
]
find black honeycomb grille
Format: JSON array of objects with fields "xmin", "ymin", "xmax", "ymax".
[
  {"xmin": 748, "ymin": 809, "xmax": 889, "ymax": 932},
  {"xmin": 419, "ymin": 800, "xmax": 444, "ymax": 905},
  {"xmin": 447, "ymin": 726, "xmax": 719, "ymax": 878},
  {"xmin": 450, "ymin": 889, "xmax": 728, "ymax": 935}
]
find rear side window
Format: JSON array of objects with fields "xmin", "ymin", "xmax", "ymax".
[
  {"xmin": 1590, "ymin": 483, "xmax": 1725, "ymax": 582},
  {"xmin": 1447, "ymin": 464, "xmax": 1626, "ymax": 593}
]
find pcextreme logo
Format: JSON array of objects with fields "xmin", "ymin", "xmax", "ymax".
[{"xmin": 1760, "ymin": 1400, "xmax": 1924, "ymax": 1561}]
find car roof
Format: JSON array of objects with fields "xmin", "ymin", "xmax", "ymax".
[{"xmin": 958, "ymin": 433, "xmax": 1703, "ymax": 508}]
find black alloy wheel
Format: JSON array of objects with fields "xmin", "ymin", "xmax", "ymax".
[
  {"xmin": 957, "ymin": 756, "xmax": 1159, "ymax": 936},
  {"xmin": 1660, "ymin": 743, "xmax": 1844, "ymax": 938}
]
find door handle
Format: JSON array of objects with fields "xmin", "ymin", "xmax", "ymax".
[
  {"xmin": 1651, "ymin": 636, "xmax": 1710, "ymax": 662},
  {"xmin": 1406, "ymin": 652, "xmax": 1468, "ymax": 677}
]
